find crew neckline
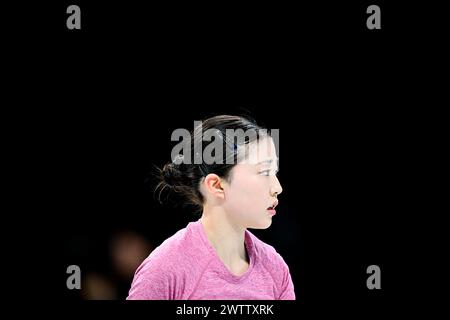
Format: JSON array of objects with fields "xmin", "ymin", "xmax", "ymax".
[{"xmin": 193, "ymin": 219, "xmax": 256, "ymax": 283}]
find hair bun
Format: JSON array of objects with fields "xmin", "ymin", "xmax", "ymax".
[{"xmin": 162, "ymin": 163, "xmax": 182, "ymax": 188}]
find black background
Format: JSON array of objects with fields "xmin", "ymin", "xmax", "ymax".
[{"xmin": 10, "ymin": 0, "xmax": 443, "ymax": 317}]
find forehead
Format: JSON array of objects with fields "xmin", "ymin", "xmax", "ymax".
[{"xmin": 239, "ymin": 137, "xmax": 278, "ymax": 165}]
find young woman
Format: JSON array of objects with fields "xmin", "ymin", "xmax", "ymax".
[{"xmin": 127, "ymin": 115, "xmax": 295, "ymax": 300}]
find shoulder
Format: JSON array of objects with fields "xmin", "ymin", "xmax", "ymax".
[
  {"xmin": 133, "ymin": 227, "xmax": 188, "ymax": 274},
  {"xmin": 128, "ymin": 222, "xmax": 211, "ymax": 299}
]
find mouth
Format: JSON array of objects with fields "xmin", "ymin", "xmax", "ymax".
[{"xmin": 267, "ymin": 200, "xmax": 278, "ymax": 215}]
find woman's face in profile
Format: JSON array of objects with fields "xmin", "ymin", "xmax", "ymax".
[{"xmin": 222, "ymin": 137, "xmax": 282, "ymax": 229}]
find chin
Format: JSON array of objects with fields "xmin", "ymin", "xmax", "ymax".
[{"xmin": 249, "ymin": 219, "xmax": 272, "ymax": 230}]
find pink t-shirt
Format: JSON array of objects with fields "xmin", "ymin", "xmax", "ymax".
[{"xmin": 127, "ymin": 219, "xmax": 296, "ymax": 300}]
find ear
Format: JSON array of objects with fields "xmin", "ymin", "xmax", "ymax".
[{"xmin": 203, "ymin": 174, "xmax": 225, "ymax": 199}]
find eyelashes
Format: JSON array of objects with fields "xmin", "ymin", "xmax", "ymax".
[{"xmin": 260, "ymin": 169, "xmax": 279, "ymax": 177}]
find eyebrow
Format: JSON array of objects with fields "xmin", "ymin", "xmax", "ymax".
[{"xmin": 257, "ymin": 159, "xmax": 278, "ymax": 166}]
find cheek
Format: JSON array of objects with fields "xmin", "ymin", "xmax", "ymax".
[{"xmin": 227, "ymin": 176, "xmax": 267, "ymax": 208}]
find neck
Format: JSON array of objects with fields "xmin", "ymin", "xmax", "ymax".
[{"xmin": 200, "ymin": 204, "xmax": 249, "ymax": 268}]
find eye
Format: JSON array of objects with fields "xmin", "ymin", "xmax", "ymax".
[{"xmin": 260, "ymin": 170, "xmax": 271, "ymax": 176}]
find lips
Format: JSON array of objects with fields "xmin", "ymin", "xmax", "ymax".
[
  {"xmin": 267, "ymin": 200, "xmax": 279, "ymax": 210},
  {"xmin": 267, "ymin": 200, "xmax": 278, "ymax": 216}
]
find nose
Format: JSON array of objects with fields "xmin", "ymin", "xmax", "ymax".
[{"xmin": 270, "ymin": 175, "xmax": 283, "ymax": 197}]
